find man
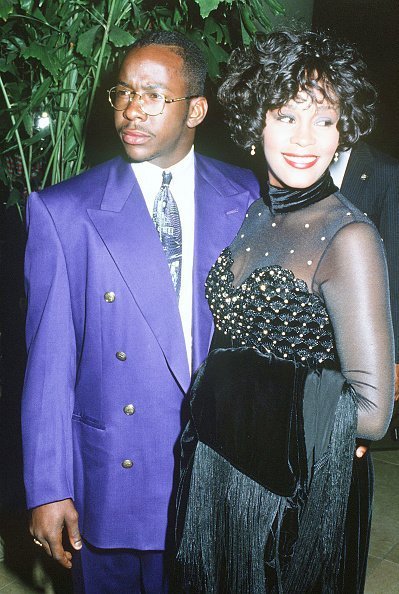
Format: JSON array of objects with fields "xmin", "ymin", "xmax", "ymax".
[
  {"xmin": 22, "ymin": 31, "xmax": 259, "ymax": 593},
  {"xmin": 330, "ymin": 141, "xmax": 399, "ymax": 593}
]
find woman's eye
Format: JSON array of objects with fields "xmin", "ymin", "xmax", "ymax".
[
  {"xmin": 315, "ymin": 118, "xmax": 335, "ymax": 127},
  {"xmin": 278, "ymin": 114, "xmax": 295, "ymax": 124}
]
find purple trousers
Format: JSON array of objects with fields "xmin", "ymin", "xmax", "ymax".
[{"xmin": 72, "ymin": 541, "xmax": 169, "ymax": 594}]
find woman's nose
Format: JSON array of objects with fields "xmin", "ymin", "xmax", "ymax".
[{"xmin": 290, "ymin": 123, "xmax": 316, "ymax": 147}]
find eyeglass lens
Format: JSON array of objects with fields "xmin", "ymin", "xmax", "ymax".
[{"xmin": 109, "ymin": 87, "xmax": 164, "ymax": 115}]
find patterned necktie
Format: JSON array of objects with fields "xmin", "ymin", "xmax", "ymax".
[{"xmin": 152, "ymin": 171, "xmax": 182, "ymax": 298}]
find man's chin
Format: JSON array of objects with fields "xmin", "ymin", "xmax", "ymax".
[{"xmin": 122, "ymin": 146, "xmax": 152, "ymax": 164}]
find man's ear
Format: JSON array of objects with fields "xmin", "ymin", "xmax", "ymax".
[{"xmin": 186, "ymin": 97, "xmax": 208, "ymax": 129}]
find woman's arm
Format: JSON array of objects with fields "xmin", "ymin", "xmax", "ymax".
[{"xmin": 316, "ymin": 221, "xmax": 394, "ymax": 439}]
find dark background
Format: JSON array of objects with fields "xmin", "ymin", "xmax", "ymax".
[{"xmin": 312, "ymin": 0, "xmax": 399, "ymax": 160}]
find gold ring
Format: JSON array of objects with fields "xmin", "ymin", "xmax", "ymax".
[{"xmin": 33, "ymin": 538, "xmax": 43, "ymax": 547}]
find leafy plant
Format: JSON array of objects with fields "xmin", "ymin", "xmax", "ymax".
[{"xmin": 0, "ymin": 0, "xmax": 284, "ymax": 216}]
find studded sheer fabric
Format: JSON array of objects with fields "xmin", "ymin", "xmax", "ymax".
[{"xmin": 206, "ymin": 191, "xmax": 394, "ymax": 440}]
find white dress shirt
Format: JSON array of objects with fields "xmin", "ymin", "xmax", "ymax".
[
  {"xmin": 131, "ymin": 147, "xmax": 195, "ymax": 372},
  {"xmin": 330, "ymin": 148, "xmax": 352, "ymax": 189}
]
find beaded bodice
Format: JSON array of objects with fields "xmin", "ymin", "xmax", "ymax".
[
  {"xmin": 204, "ymin": 189, "xmax": 394, "ymax": 442},
  {"xmin": 206, "ymin": 247, "xmax": 337, "ymax": 367}
]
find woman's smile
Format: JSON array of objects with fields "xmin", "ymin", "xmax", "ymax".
[{"xmin": 282, "ymin": 153, "xmax": 319, "ymax": 169}]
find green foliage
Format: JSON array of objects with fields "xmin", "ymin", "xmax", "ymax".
[{"xmin": 0, "ymin": 0, "xmax": 284, "ymax": 212}]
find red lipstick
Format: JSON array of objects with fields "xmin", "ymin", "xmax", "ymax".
[{"xmin": 282, "ymin": 153, "xmax": 318, "ymax": 169}]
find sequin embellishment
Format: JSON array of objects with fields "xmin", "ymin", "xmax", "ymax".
[{"xmin": 205, "ymin": 248, "xmax": 336, "ymax": 366}]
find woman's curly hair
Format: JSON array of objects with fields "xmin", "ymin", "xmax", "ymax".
[{"xmin": 218, "ymin": 30, "xmax": 377, "ymax": 151}]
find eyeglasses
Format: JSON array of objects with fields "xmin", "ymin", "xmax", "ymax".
[{"xmin": 107, "ymin": 86, "xmax": 199, "ymax": 116}]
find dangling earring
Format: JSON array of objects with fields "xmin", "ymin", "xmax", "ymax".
[
  {"xmin": 250, "ymin": 144, "xmax": 256, "ymax": 156},
  {"xmin": 333, "ymin": 151, "xmax": 339, "ymax": 163}
]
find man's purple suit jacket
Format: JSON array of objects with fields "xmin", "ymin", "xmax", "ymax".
[{"xmin": 22, "ymin": 153, "xmax": 259, "ymax": 550}]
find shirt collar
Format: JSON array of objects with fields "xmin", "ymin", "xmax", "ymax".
[{"xmin": 330, "ymin": 148, "xmax": 352, "ymax": 189}]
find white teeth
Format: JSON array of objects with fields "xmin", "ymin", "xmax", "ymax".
[{"xmin": 284, "ymin": 155, "xmax": 316, "ymax": 164}]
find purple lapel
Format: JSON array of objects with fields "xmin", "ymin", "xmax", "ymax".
[
  {"xmin": 87, "ymin": 158, "xmax": 190, "ymax": 392},
  {"xmin": 191, "ymin": 154, "xmax": 257, "ymax": 372}
]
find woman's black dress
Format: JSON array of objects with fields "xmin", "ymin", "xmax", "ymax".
[{"xmin": 177, "ymin": 182, "xmax": 394, "ymax": 593}]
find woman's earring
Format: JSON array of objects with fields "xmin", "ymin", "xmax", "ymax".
[
  {"xmin": 250, "ymin": 144, "xmax": 256, "ymax": 156},
  {"xmin": 333, "ymin": 151, "xmax": 339, "ymax": 163}
]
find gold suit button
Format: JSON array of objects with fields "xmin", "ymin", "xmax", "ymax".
[
  {"xmin": 104, "ymin": 291, "xmax": 116, "ymax": 303},
  {"xmin": 122, "ymin": 459, "xmax": 133, "ymax": 469},
  {"xmin": 123, "ymin": 404, "xmax": 135, "ymax": 415},
  {"xmin": 116, "ymin": 351, "xmax": 127, "ymax": 361}
]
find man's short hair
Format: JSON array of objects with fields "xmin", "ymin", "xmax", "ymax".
[{"xmin": 129, "ymin": 31, "xmax": 207, "ymax": 96}]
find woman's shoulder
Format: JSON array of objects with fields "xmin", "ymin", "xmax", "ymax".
[
  {"xmin": 320, "ymin": 192, "xmax": 384, "ymax": 261},
  {"xmin": 243, "ymin": 196, "xmax": 270, "ymax": 219},
  {"xmin": 318, "ymin": 191, "xmax": 379, "ymax": 246},
  {"xmin": 330, "ymin": 191, "xmax": 375, "ymax": 226}
]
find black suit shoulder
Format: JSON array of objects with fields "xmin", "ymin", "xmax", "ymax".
[
  {"xmin": 341, "ymin": 141, "xmax": 399, "ymax": 213},
  {"xmin": 359, "ymin": 141, "xmax": 398, "ymax": 165}
]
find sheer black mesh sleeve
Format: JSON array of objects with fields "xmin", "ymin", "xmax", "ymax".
[{"xmin": 314, "ymin": 221, "xmax": 394, "ymax": 439}]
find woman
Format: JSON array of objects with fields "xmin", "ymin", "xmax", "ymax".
[{"xmin": 177, "ymin": 30, "xmax": 394, "ymax": 593}]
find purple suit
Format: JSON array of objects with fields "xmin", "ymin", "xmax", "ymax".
[{"xmin": 22, "ymin": 153, "xmax": 259, "ymax": 550}]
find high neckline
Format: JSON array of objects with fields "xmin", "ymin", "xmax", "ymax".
[{"xmin": 266, "ymin": 171, "xmax": 338, "ymax": 214}]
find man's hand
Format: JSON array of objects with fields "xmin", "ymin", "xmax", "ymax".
[{"xmin": 30, "ymin": 499, "xmax": 82, "ymax": 569}]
